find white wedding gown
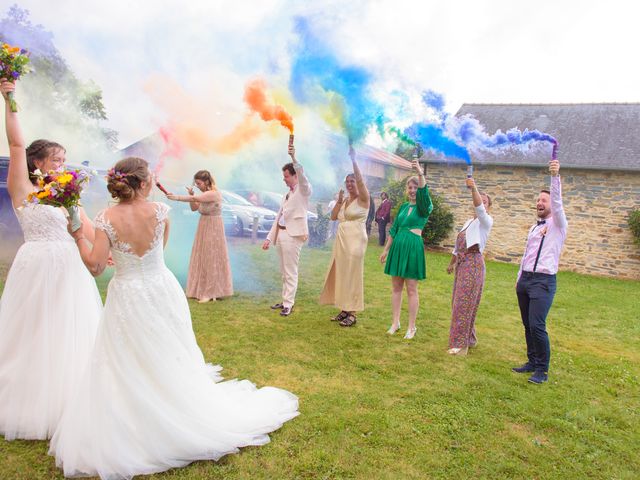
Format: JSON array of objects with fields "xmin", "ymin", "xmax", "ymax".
[
  {"xmin": 49, "ymin": 202, "xmax": 299, "ymax": 479},
  {"xmin": 0, "ymin": 204, "xmax": 101, "ymax": 440}
]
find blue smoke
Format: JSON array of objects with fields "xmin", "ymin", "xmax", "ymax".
[{"xmin": 289, "ymin": 17, "xmax": 385, "ymax": 143}]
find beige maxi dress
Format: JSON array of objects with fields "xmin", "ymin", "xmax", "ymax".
[
  {"xmin": 186, "ymin": 200, "xmax": 234, "ymax": 300},
  {"xmin": 319, "ymin": 199, "xmax": 368, "ymax": 312}
]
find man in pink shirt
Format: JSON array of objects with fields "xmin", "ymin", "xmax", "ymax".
[{"xmin": 512, "ymin": 159, "xmax": 568, "ymax": 384}]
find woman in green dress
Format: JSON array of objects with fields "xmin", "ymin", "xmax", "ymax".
[{"xmin": 379, "ymin": 159, "xmax": 433, "ymax": 339}]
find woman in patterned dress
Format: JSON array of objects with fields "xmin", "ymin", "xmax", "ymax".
[{"xmin": 446, "ymin": 176, "xmax": 493, "ymax": 355}]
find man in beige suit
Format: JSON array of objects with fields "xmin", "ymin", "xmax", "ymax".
[{"xmin": 262, "ymin": 144, "xmax": 312, "ymax": 316}]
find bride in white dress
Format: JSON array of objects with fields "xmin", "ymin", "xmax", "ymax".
[
  {"xmin": 50, "ymin": 157, "xmax": 299, "ymax": 479},
  {"xmin": 0, "ymin": 81, "xmax": 101, "ymax": 440}
]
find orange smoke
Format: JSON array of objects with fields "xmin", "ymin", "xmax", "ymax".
[{"xmin": 244, "ymin": 79, "xmax": 294, "ymax": 133}]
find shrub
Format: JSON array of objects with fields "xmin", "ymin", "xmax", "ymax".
[
  {"xmin": 308, "ymin": 203, "xmax": 330, "ymax": 248},
  {"xmin": 628, "ymin": 209, "xmax": 640, "ymax": 245}
]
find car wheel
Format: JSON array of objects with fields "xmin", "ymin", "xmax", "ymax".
[{"xmin": 234, "ymin": 219, "xmax": 244, "ymax": 237}]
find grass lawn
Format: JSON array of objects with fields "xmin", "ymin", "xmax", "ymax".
[{"xmin": 1, "ymin": 239, "xmax": 639, "ymax": 479}]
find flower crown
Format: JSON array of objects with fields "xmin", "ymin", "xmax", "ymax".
[{"xmin": 106, "ymin": 168, "xmax": 132, "ymax": 181}]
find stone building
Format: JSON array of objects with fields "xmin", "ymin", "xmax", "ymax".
[{"xmin": 422, "ymin": 103, "xmax": 640, "ymax": 280}]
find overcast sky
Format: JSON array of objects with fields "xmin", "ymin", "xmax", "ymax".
[{"xmin": 4, "ymin": 0, "xmax": 640, "ymax": 148}]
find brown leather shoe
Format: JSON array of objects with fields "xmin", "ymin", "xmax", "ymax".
[
  {"xmin": 280, "ymin": 306, "xmax": 293, "ymax": 316},
  {"xmin": 270, "ymin": 303, "xmax": 284, "ymax": 310}
]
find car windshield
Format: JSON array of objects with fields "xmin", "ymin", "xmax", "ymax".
[{"xmin": 222, "ymin": 191, "xmax": 253, "ymax": 206}]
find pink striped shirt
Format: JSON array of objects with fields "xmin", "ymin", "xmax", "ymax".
[{"xmin": 518, "ymin": 176, "xmax": 568, "ymax": 279}]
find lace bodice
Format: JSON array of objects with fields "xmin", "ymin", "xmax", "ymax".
[
  {"xmin": 15, "ymin": 204, "xmax": 73, "ymax": 242},
  {"xmin": 95, "ymin": 202, "xmax": 171, "ymax": 279}
]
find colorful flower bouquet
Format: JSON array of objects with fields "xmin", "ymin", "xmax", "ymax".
[
  {"xmin": 0, "ymin": 43, "xmax": 31, "ymax": 112},
  {"xmin": 26, "ymin": 168, "xmax": 93, "ymax": 231}
]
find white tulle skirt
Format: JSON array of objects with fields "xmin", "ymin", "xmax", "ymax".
[
  {"xmin": 49, "ymin": 265, "xmax": 298, "ymax": 479},
  {"xmin": 0, "ymin": 240, "xmax": 101, "ymax": 440}
]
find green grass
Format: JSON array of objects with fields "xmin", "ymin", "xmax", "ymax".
[{"xmin": 1, "ymin": 240, "xmax": 639, "ymax": 479}]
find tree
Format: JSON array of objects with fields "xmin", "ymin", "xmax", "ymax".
[{"xmin": 0, "ymin": 5, "xmax": 118, "ymax": 152}]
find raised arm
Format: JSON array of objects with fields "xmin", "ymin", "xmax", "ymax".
[
  {"xmin": 349, "ymin": 146, "xmax": 369, "ymax": 207},
  {"xmin": 549, "ymin": 160, "xmax": 567, "ymax": 230},
  {"xmin": 411, "ymin": 159, "xmax": 427, "ymax": 188},
  {"xmin": 1, "ymin": 79, "xmax": 31, "ymax": 204},
  {"xmin": 411, "ymin": 160, "xmax": 432, "ymax": 218},
  {"xmin": 289, "ymin": 144, "xmax": 312, "ymax": 197},
  {"xmin": 466, "ymin": 177, "xmax": 492, "ymax": 229}
]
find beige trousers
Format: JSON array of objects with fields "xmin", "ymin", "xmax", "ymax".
[{"xmin": 276, "ymin": 229, "xmax": 304, "ymax": 308}]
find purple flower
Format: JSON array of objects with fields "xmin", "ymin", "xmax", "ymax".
[
  {"xmin": 20, "ymin": 49, "xmax": 27, "ymax": 54},
  {"xmin": 11, "ymin": 71, "xmax": 19, "ymax": 78}
]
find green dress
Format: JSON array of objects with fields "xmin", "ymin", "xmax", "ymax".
[{"xmin": 384, "ymin": 185, "xmax": 433, "ymax": 280}]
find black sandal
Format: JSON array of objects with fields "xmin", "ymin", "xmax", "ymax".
[
  {"xmin": 332, "ymin": 311, "xmax": 348, "ymax": 322},
  {"xmin": 339, "ymin": 314, "xmax": 357, "ymax": 327}
]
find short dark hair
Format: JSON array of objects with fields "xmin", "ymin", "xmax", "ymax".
[
  {"xmin": 380, "ymin": 192, "xmax": 388, "ymax": 200},
  {"xmin": 540, "ymin": 189, "xmax": 550, "ymax": 195},
  {"xmin": 282, "ymin": 163, "xmax": 296, "ymax": 176}
]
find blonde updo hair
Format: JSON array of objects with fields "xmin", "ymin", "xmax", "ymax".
[
  {"xmin": 193, "ymin": 170, "xmax": 216, "ymax": 190},
  {"xmin": 106, "ymin": 157, "xmax": 150, "ymax": 201}
]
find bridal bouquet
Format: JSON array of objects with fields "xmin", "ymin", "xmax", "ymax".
[
  {"xmin": 27, "ymin": 168, "xmax": 93, "ymax": 231},
  {"xmin": 0, "ymin": 43, "xmax": 31, "ymax": 112}
]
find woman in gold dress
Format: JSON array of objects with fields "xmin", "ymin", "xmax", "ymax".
[{"xmin": 319, "ymin": 146, "xmax": 370, "ymax": 327}]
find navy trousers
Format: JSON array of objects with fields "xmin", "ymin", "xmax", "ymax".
[
  {"xmin": 516, "ymin": 272, "xmax": 557, "ymax": 372},
  {"xmin": 377, "ymin": 219, "xmax": 388, "ymax": 246}
]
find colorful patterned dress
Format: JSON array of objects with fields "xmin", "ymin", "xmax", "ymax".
[
  {"xmin": 384, "ymin": 185, "xmax": 433, "ymax": 280},
  {"xmin": 448, "ymin": 228, "xmax": 485, "ymax": 348}
]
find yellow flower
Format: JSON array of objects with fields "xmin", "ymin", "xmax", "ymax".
[
  {"xmin": 37, "ymin": 178, "xmax": 44, "ymax": 188},
  {"xmin": 36, "ymin": 190, "xmax": 50, "ymax": 199},
  {"xmin": 57, "ymin": 173, "xmax": 73, "ymax": 186}
]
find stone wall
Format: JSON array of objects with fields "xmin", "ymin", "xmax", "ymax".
[{"xmin": 422, "ymin": 163, "xmax": 640, "ymax": 280}]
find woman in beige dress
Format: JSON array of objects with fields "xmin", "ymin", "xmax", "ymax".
[
  {"xmin": 167, "ymin": 170, "xmax": 233, "ymax": 302},
  {"xmin": 319, "ymin": 146, "xmax": 370, "ymax": 327}
]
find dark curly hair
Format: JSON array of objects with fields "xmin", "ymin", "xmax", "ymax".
[{"xmin": 25, "ymin": 139, "xmax": 65, "ymax": 184}]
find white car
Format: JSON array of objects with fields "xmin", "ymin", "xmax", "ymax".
[{"xmin": 220, "ymin": 190, "xmax": 277, "ymax": 237}]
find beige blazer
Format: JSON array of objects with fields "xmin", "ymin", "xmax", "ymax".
[{"xmin": 267, "ymin": 162, "xmax": 312, "ymax": 244}]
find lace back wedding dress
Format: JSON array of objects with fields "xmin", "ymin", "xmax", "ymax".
[
  {"xmin": 0, "ymin": 204, "xmax": 101, "ymax": 440},
  {"xmin": 49, "ymin": 202, "xmax": 298, "ymax": 479}
]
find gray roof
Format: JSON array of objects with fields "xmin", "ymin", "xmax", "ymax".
[{"xmin": 444, "ymin": 103, "xmax": 640, "ymax": 171}]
